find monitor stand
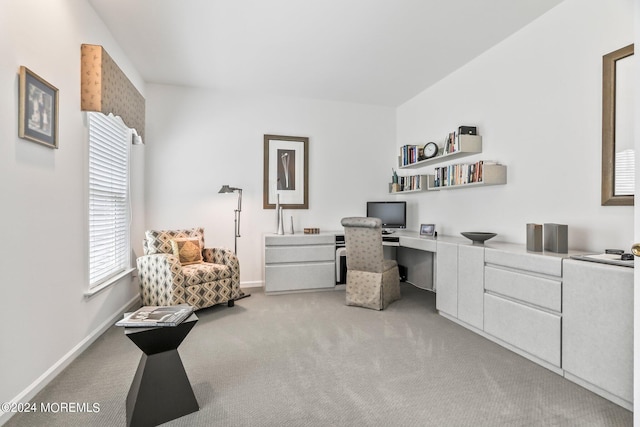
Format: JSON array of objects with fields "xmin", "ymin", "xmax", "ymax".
[{"xmin": 382, "ymin": 229, "xmax": 394, "ymax": 235}]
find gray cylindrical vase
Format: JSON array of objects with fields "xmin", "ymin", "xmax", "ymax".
[
  {"xmin": 277, "ymin": 207, "xmax": 284, "ymax": 235},
  {"xmin": 275, "ymin": 193, "xmax": 280, "ymax": 233}
]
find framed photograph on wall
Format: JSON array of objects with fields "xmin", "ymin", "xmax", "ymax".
[
  {"xmin": 18, "ymin": 66, "xmax": 59, "ymax": 148},
  {"xmin": 263, "ymin": 134, "xmax": 309, "ymax": 209}
]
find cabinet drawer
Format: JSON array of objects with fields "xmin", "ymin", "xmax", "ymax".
[
  {"xmin": 484, "ymin": 293, "xmax": 561, "ymax": 367},
  {"xmin": 265, "ymin": 234, "xmax": 335, "ymax": 246},
  {"xmin": 265, "ymin": 262, "xmax": 335, "ymax": 292},
  {"xmin": 484, "ymin": 266, "xmax": 561, "ymax": 312},
  {"xmin": 265, "ymin": 244, "xmax": 335, "ymax": 263},
  {"xmin": 485, "ymin": 248, "xmax": 562, "ymax": 277}
]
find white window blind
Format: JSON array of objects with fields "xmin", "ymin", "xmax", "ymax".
[
  {"xmin": 615, "ymin": 149, "xmax": 635, "ymax": 196},
  {"xmin": 88, "ymin": 112, "xmax": 131, "ymax": 288}
]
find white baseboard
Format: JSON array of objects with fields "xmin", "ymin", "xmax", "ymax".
[
  {"xmin": 240, "ymin": 280, "xmax": 263, "ymax": 289},
  {"xmin": 438, "ymin": 311, "xmax": 564, "ymax": 376},
  {"xmin": 0, "ymin": 295, "xmax": 140, "ymax": 426},
  {"xmin": 563, "ymin": 371, "xmax": 633, "ymax": 411}
]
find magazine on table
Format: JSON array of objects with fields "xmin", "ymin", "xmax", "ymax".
[{"xmin": 116, "ymin": 304, "xmax": 194, "ymax": 327}]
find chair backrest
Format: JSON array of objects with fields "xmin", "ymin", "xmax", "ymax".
[
  {"xmin": 340, "ymin": 217, "xmax": 384, "ymax": 273},
  {"xmin": 143, "ymin": 227, "xmax": 205, "ymax": 255}
]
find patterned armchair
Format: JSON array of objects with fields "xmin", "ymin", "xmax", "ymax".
[
  {"xmin": 340, "ymin": 217, "xmax": 401, "ymax": 310},
  {"xmin": 136, "ymin": 227, "xmax": 240, "ymax": 310}
]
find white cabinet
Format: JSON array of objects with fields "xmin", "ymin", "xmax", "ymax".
[
  {"xmin": 435, "ymin": 241, "xmax": 484, "ymax": 329},
  {"xmin": 483, "ymin": 248, "xmax": 563, "ymax": 370},
  {"xmin": 562, "ymin": 259, "xmax": 633, "ymax": 410},
  {"xmin": 264, "ymin": 234, "xmax": 336, "ymax": 293},
  {"xmin": 432, "ymin": 241, "xmax": 633, "ymax": 409},
  {"xmin": 457, "ymin": 244, "xmax": 484, "ymax": 330},
  {"xmin": 435, "ymin": 241, "xmax": 458, "ymax": 317}
]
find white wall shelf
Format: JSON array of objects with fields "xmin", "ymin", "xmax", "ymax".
[
  {"xmin": 388, "ymin": 175, "xmax": 428, "ymax": 194},
  {"xmin": 427, "ymin": 164, "xmax": 507, "ymax": 190},
  {"xmin": 399, "ymin": 135, "xmax": 482, "ymax": 169}
]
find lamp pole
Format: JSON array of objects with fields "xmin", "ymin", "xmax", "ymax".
[
  {"xmin": 218, "ymin": 185, "xmax": 242, "ymax": 254},
  {"xmin": 218, "ymin": 185, "xmax": 249, "ymax": 300},
  {"xmin": 233, "ymin": 188, "xmax": 242, "ymax": 254}
]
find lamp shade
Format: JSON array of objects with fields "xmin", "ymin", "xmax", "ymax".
[{"xmin": 219, "ymin": 185, "xmax": 240, "ymax": 193}]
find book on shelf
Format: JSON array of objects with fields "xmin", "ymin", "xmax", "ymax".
[
  {"xmin": 116, "ymin": 304, "xmax": 194, "ymax": 327},
  {"xmin": 444, "ymin": 132, "xmax": 459, "ymax": 154},
  {"xmin": 400, "ymin": 144, "xmax": 421, "ymax": 166},
  {"xmin": 395, "ymin": 175, "xmax": 422, "ymax": 191},
  {"xmin": 432, "ymin": 161, "xmax": 488, "ymax": 188}
]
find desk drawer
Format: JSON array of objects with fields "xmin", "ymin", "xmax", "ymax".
[
  {"xmin": 265, "ymin": 262, "xmax": 335, "ymax": 292},
  {"xmin": 265, "ymin": 244, "xmax": 335, "ymax": 263},
  {"xmin": 485, "ymin": 248, "xmax": 562, "ymax": 277},
  {"xmin": 484, "ymin": 266, "xmax": 561, "ymax": 312},
  {"xmin": 484, "ymin": 293, "xmax": 561, "ymax": 367},
  {"xmin": 265, "ymin": 234, "xmax": 335, "ymax": 246}
]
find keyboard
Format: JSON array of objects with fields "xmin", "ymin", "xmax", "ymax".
[{"xmin": 382, "ymin": 236, "xmax": 399, "ymax": 243}]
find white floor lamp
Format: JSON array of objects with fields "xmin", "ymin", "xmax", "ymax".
[{"xmin": 218, "ymin": 185, "xmax": 250, "ymax": 299}]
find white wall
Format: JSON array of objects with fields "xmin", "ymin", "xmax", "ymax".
[
  {"xmin": 633, "ymin": 0, "xmax": 639, "ymax": 422},
  {"xmin": 145, "ymin": 85, "xmax": 396, "ymax": 284},
  {"xmin": 397, "ymin": 0, "xmax": 634, "ymax": 252},
  {"xmin": 0, "ymin": 0, "xmax": 145, "ymax": 417}
]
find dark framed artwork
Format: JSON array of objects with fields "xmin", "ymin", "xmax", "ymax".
[
  {"xmin": 19, "ymin": 66, "xmax": 59, "ymax": 148},
  {"xmin": 263, "ymin": 134, "xmax": 309, "ymax": 209}
]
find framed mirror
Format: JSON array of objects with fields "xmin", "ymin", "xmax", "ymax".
[{"xmin": 602, "ymin": 44, "xmax": 634, "ymax": 206}]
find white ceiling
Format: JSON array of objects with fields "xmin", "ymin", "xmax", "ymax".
[{"xmin": 88, "ymin": 0, "xmax": 564, "ymax": 106}]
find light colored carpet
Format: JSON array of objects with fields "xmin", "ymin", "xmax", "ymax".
[{"xmin": 5, "ymin": 284, "xmax": 632, "ymax": 426}]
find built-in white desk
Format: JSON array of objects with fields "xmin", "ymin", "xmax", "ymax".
[
  {"xmin": 381, "ymin": 230, "xmax": 437, "ymax": 291},
  {"xmin": 264, "ymin": 230, "xmax": 437, "ymax": 293}
]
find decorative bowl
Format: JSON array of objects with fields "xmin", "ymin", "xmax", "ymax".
[{"xmin": 461, "ymin": 232, "xmax": 497, "ymax": 244}]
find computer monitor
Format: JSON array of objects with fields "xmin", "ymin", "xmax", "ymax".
[{"xmin": 366, "ymin": 201, "xmax": 406, "ymax": 230}]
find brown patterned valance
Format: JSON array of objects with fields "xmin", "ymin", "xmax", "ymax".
[{"xmin": 81, "ymin": 44, "xmax": 145, "ymax": 139}]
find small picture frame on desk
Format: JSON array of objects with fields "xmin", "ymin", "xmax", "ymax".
[{"xmin": 420, "ymin": 224, "xmax": 436, "ymax": 237}]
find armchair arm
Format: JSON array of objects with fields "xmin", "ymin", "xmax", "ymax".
[
  {"xmin": 203, "ymin": 247, "xmax": 240, "ymax": 294},
  {"xmin": 136, "ymin": 253, "xmax": 186, "ymax": 306},
  {"xmin": 203, "ymin": 247, "xmax": 238, "ymax": 266}
]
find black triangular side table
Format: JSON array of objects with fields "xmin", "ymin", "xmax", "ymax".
[{"xmin": 125, "ymin": 313, "xmax": 199, "ymax": 427}]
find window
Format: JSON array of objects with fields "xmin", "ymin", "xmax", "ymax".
[
  {"xmin": 88, "ymin": 112, "xmax": 131, "ymax": 289},
  {"xmin": 615, "ymin": 149, "xmax": 635, "ymax": 196}
]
